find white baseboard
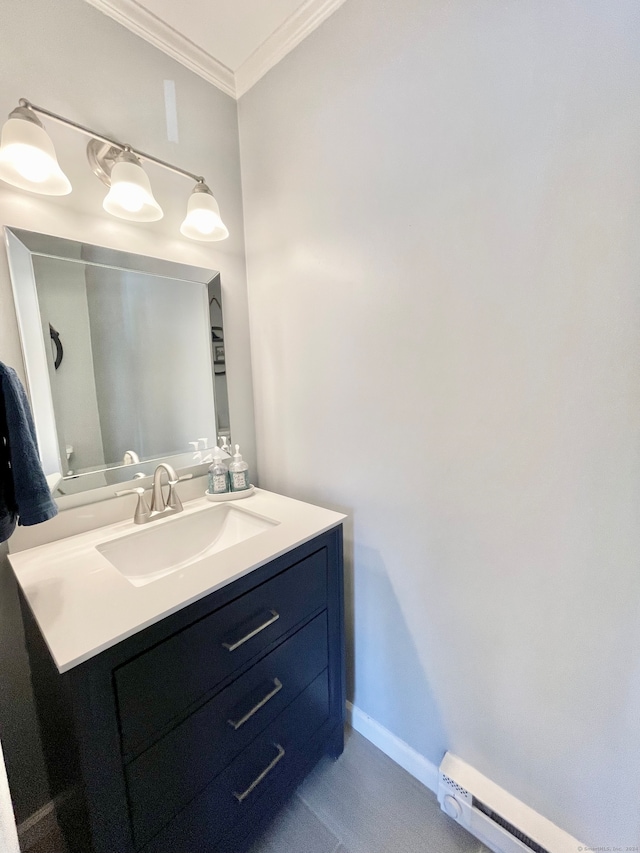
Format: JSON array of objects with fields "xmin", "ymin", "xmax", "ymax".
[
  {"xmin": 17, "ymin": 799, "xmax": 57, "ymax": 850},
  {"xmin": 346, "ymin": 701, "xmax": 439, "ymax": 793}
]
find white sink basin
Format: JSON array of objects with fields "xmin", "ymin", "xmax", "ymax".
[{"xmin": 97, "ymin": 504, "xmax": 279, "ymax": 587}]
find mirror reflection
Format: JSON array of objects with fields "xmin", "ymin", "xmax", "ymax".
[{"xmin": 6, "ymin": 228, "xmax": 229, "ymax": 500}]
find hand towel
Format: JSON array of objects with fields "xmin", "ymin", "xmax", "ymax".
[{"xmin": 0, "ymin": 362, "xmax": 58, "ymax": 542}]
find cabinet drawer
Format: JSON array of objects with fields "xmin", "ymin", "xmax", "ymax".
[
  {"xmin": 127, "ymin": 614, "xmax": 328, "ymax": 848},
  {"xmin": 115, "ymin": 548, "xmax": 328, "ymax": 754},
  {"xmin": 140, "ymin": 669, "xmax": 330, "ymax": 853}
]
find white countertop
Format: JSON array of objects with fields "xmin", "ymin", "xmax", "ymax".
[{"xmin": 8, "ymin": 489, "xmax": 345, "ymax": 674}]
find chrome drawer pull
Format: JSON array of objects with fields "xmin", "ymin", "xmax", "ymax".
[
  {"xmin": 227, "ymin": 678, "xmax": 283, "ymax": 730},
  {"xmin": 222, "ymin": 610, "xmax": 280, "ymax": 652},
  {"xmin": 233, "ymin": 743, "xmax": 285, "ymax": 803}
]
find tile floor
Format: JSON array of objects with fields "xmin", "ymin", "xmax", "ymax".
[
  {"xmin": 247, "ymin": 729, "xmax": 489, "ymax": 853},
  {"xmin": 24, "ymin": 729, "xmax": 489, "ymax": 853}
]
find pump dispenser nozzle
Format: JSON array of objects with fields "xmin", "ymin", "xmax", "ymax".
[{"xmin": 228, "ymin": 444, "xmax": 249, "ymax": 491}]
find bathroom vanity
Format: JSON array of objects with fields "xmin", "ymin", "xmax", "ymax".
[{"xmin": 10, "ymin": 490, "xmax": 345, "ymax": 853}]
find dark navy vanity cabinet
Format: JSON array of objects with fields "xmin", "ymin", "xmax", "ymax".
[{"xmin": 23, "ymin": 525, "xmax": 344, "ymax": 853}]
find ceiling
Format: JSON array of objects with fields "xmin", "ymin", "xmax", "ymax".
[{"xmin": 83, "ymin": 0, "xmax": 347, "ymax": 98}]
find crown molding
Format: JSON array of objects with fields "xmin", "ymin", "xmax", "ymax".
[
  {"xmin": 83, "ymin": 0, "xmax": 236, "ymax": 98},
  {"xmin": 235, "ymin": 0, "xmax": 348, "ymax": 97},
  {"xmin": 83, "ymin": 0, "xmax": 346, "ymax": 99}
]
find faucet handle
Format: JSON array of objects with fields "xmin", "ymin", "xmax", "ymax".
[
  {"xmin": 163, "ymin": 472, "xmax": 192, "ymax": 513},
  {"xmin": 115, "ymin": 487, "xmax": 151, "ymax": 524},
  {"xmin": 165, "ymin": 480, "xmax": 183, "ymax": 513}
]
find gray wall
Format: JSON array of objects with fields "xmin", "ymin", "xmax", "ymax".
[
  {"xmin": 239, "ymin": 0, "xmax": 640, "ymax": 846},
  {"xmin": 0, "ymin": 543, "xmax": 50, "ymax": 823},
  {"xmin": 0, "ymin": 0, "xmax": 254, "ymax": 823}
]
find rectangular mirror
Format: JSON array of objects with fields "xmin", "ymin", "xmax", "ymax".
[{"xmin": 5, "ymin": 227, "xmax": 230, "ymax": 505}]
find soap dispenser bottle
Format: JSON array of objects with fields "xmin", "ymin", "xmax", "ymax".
[
  {"xmin": 208, "ymin": 448, "xmax": 229, "ymax": 495},
  {"xmin": 228, "ymin": 444, "xmax": 250, "ymax": 492}
]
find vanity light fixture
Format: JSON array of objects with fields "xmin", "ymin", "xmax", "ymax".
[
  {"xmin": 0, "ymin": 104, "xmax": 71, "ymax": 195},
  {"xmin": 180, "ymin": 181, "xmax": 229, "ymax": 241},
  {"xmin": 0, "ymin": 99, "xmax": 228, "ymax": 241},
  {"xmin": 102, "ymin": 149, "xmax": 163, "ymax": 222}
]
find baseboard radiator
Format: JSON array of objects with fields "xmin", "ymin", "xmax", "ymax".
[{"xmin": 437, "ymin": 753, "xmax": 584, "ymax": 853}]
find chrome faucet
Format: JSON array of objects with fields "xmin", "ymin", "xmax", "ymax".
[{"xmin": 116, "ymin": 463, "xmax": 190, "ymax": 524}]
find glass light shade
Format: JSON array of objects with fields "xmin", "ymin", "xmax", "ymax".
[
  {"xmin": 103, "ymin": 157, "xmax": 163, "ymax": 222},
  {"xmin": 0, "ymin": 116, "xmax": 71, "ymax": 195},
  {"xmin": 180, "ymin": 186, "xmax": 229, "ymax": 241}
]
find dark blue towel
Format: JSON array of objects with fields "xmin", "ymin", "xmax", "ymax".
[{"xmin": 0, "ymin": 362, "xmax": 58, "ymax": 542}]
